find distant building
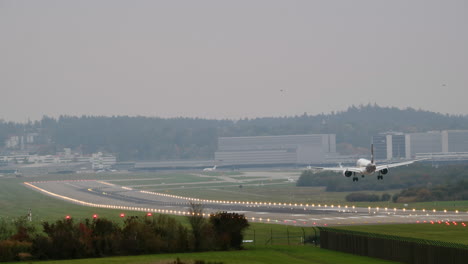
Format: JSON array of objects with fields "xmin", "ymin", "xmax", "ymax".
[
  {"xmin": 4, "ymin": 133, "xmax": 38, "ymax": 150},
  {"xmin": 407, "ymin": 132, "xmax": 443, "ymax": 158},
  {"xmin": 442, "ymin": 130, "xmax": 468, "ymax": 153},
  {"xmin": 5, "ymin": 136, "xmax": 20, "ymax": 149},
  {"xmin": 372, "ymin": 133, "xmax": 407, "ymax": 160},
  {"xmin": 372, "ymin": 130, "xmax": 468, "ymax": 160},
  {"xmin": 26, "ymin": 133, "xmax": 38, "ymax": 144},
  {"xmin": 91, "ymin": 152, "xmax": 117, "ymax": 169},
  {"xmin": 214, "ymin": 134, "xmax": 336, "ymax": 166}
]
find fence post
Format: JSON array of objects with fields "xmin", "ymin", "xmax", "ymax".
[
  {"xmin": 312, "ymin": 227, "xmax": 318, "ymax": 246},
  {"xmin": 254, "ymin": 229, "xmax": 256, "ymax": 246},
  {"xmin": 271, "ymin": 228, "xmax": 273, "ymax": 245},
  {"xmin": 302, "ymin": 227, "xmax": 305, "ymax": 245}
]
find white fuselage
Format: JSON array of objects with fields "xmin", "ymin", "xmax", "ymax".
[
  {"xmin": 356, "ymin": 158, "xmax": 370, "ymax": 167},
  {"xmin": 356, "ymin": 158, "xmax": 376, "ymax": 175},
  {"xmin": 203, "ymin": 165, "xmax": 217, "ymax": 172}
]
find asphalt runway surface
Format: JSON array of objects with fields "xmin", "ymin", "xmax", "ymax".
[{"xmin": 25, "ymin": 179, "xmax": 468, "ymax": 226}]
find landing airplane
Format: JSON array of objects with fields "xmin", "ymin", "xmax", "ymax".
[
  {"xmin": 312, "ymin": 144, "xmax": 424, "ymax": 182},
  {"xmin": 203, "ymin": 165, "xmax": 217, "ymax": 172}
]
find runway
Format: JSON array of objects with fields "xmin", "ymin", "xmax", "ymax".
[{"xmin": 24, "ymin": 179, "xmax": 468, "ymax": 226}]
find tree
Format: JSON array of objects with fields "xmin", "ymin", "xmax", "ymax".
[
  {"xmin": 381, "ymin": 193, "xmax": 391, "ymax": 201},
  {"xmin": 187, "ymin": 203, "xmax": 205, "ymax": 251},
  {"xmin": 38, "ymin": 218, "xmax": 86, "ymax": 259},
  {"xmin": 209, "ymin": 212, "xmax": 249, "ymax": 250},
  {"xmin": 90, "ymin": 218, "xmax": 121, "ymax": 256}
]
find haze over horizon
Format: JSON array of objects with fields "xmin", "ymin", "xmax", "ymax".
[
  {"xmin": 1, "ymin": 0, "xmax": 467, "ymax": 122},
  {"xmin": 1, "ymin": 104, "xmax": 467, "ymax": 124}
]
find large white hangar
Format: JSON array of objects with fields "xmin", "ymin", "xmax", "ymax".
[{"xmin": 214, "ymin": 134, "xmax": 336, "ymax": 166}]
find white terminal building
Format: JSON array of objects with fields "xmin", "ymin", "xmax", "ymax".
[
  {"xmin": 372, "ymin": 130, "xmax": 468, "ymax": 161},
  {"xmin": 214, "ymin": 134, "xmax": 336, "ymax": 166},
  {"xmin": 91, "ymin": 152, "xmax": 117, "ymax": 169}
]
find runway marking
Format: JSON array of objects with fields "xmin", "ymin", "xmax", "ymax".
[
  {"xmin": 256, "ymin": 212, "xmax": 268, "ymax": 214},
  {"xmin": 64, "ymin": 182, "xmax": 82, "ymax": 188},
  {"xmin": 96, "ymin": 181, "xmax": 115, "ymax": 187},
  {"xmin": 292, "ymin": 214, "xmax": 307, "ymax": 217}
]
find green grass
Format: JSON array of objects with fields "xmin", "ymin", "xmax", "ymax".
[
  {"xmin": 108, "ymin": 175, "xmax": 206, "ymax": 186},
  {"xmin": 162, "ymin": 184, "xmax": 396, "ymax": 205},
  {"xmin": 0, "ymin": 177, "xmax": 144, "ymax": 223},
  {"xmin": 335, "ymin": 223, "xmax": 468, "ymax": 245},
  {"xmin": 199, "ymin": 171, "xmax": 244, "ymax": 177},
  {"xmin": 4, "ymin": 245, "xmax": 399, "ymax": 264}
]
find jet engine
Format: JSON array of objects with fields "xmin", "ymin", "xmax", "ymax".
[
  {"xmin": 343, "ymin": 170, "xmax": 353, "ymax": 177},
  {"xmin": 380, "ymin": 168, "xmax": 388, "ymax": 175}
]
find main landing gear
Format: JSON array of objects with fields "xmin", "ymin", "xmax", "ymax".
[
  {"xmin": 353, "ymin": 175, "xmax": 364, "ymax": 182},
  {"xmin": 352, "ymin": 173, "xmax": 366, "ymax": 182},
  {"xmin": 353, "ymin": 174, "xmax": 384, "ymax": 181}
]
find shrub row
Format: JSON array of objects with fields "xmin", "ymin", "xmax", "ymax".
[{"xmin": 0, "ymin": 211, "xmax": 249, "ymax": 261}]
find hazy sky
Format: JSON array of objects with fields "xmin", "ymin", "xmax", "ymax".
[{"xmin": 1, "ymin": 0, "xmax": 467, "ymax": 122}]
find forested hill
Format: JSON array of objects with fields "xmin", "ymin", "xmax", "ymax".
[{"xmin": 1, "ymin": 105, "xmax": 468, "ymax": 161}]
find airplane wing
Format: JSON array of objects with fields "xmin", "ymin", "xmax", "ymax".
[
  {"xmin": 376, "ymin": 159, "xmax": 426, "ymax": 171},
  {"xmin": 311, "ymin": 166, "xmax": 363, "ymax": 173}
]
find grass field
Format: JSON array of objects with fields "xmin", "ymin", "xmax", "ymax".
[
  {"xmin": 0, "ymin": 177, "xmax": 143, "ymax": 223},
  {"xmin": 335, "ymin": 223, "xmax": 468, "ymax": 245},
  {"xmin": 3, "ymin": 245, "xmax": 399, "ymax": 264}
]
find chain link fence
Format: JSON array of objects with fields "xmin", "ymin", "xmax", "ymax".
[
  {"xmin": 243, "ymin": 227, "xmax": 320, "ymax": 246},
  {"xmin": 319, "ymin": 227, "xmax": 468, "ymax": 264}
]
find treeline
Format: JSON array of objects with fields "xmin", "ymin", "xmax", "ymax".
[
  {"xmin": 2, "ymin": 104, "xmax": 468, "ymax": 161},
  {"xmin": 0, "ymin": 211, "xmax": 249, "ymax": 261},
  {"xmin": 392, "ymin": 180, "xmax": 468, "ymax": 203}
]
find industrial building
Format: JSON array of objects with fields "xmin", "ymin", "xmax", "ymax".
[
  {"xmin": 372, "ymin": 133, "xmax": 407, "ymax": 160},
  {"xmin": 372, "ymin": 130, "xmax": 468, "ymax": 161},
  {"xmin": 214, "ymin": 134, "xmax": 336, "ymax": 166}
]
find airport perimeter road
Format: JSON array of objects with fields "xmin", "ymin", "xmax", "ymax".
[{"xmin": 25, "ymin": 180, "xmax": 468, "ymax": 226}]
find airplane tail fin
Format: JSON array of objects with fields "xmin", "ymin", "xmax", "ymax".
[{"xmin": 371, "ymin": 143, "xmax": 374, "ymax": 164}]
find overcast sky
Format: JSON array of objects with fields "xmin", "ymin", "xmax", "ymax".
[{"xmin": 1, "ymin": 0, "xmax": 467, "ymax": 122}]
